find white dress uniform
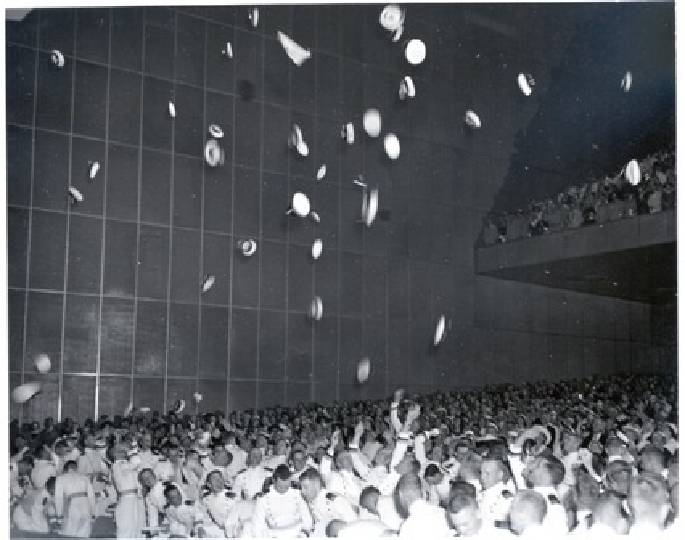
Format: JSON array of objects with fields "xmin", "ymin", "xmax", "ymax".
[
  {"xmin": 233, "ymin": 466, "xmax": 272, "ymax": 500},
  {"xmin": 326, "ymin": 469, "xmax": 365, "ymax": 506},
  {"xmin": 199, "ymin": 489, "xmax": 238, "ymax": 537},
  {"xmin": 478, "ymin": 481, "xmax": 514, "ymax": 525},
  {"xmin": 201, "ymin": 460, "xmax": 235, "ymax": 487},
  {"xmin": 54, "ymin": 470, "xmax": 96, "ymax": 537},
  {"xmin": 31, "ymin": 458, "xmax": 57, "ymax": 489},
  {"xmin": 338, "ymin": 519, "xmax": 391, "ymax": 538},
  {"xmin": 377, "ymin": 494, "xmax": 403, "ymax": 532},
  {"xmin": 136, "ymin": 449, "xmax": 161, "ymax": 471},
  {"xmin": 166, "ymin": 499, "xmax": 205, "ymax": 537},
  {"xmin": 225, "ymin": 444, "xmax": 248, "ymax": 473},
  {"xmin": 224, "ymin": 499, "xmax": 257, "ymax": 538},
  {"xmin": 398, "ymin": 499, "xmax": 454, "ymax": 539},
  {"xmin": 111, "ymin": 459, "xmax": 145, "ymax": 538},
  {"xmin": 12, "ymin": 487, "xmax": 49, "ymax": 533},
  {"xmin": 426, "ymin": 473, "xmax": 453, "ymax": 506},
  {"xmin": 78, "ymin": 447, "xmax": 111, "ymax": 516},
  {"xmin": 142, "ymin": 480, "xmax": 184, "ymax": 530},
  {"xmin": 253, "ymin": 487, "xmax": 313, "ymax": 537},
  {"xmin": 308, "ymin": 490, "xmax": 358, "ymax": 537}
]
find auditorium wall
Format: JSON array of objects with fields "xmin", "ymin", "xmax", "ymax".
[{"xmin": 6, "ymin": 5, "xmax": 666, "ymax": 422}]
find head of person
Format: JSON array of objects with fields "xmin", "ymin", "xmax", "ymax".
[
  {"xmin": 54, "ymin": 440, "xmax": 69, "ymax": 457},
  {"xmin": 299, "ymin": 467, "xmax": 324, "ymax": 503},
  {"xmin": 256, "ymin": 434, "xmax": 268, "ymax": 449},
  {"xmin": 335, "ymin": 451, "xmax": 354, "ymax": 472},
  {"xmin": 604, "ymin": 460, "xmax": 632, "ymax": 496},
  {"xmin": 395, "ymin": 473, "xmax": 424, "ymax": 517},
  {"xmin": 575, "ymin": 470, "xmax": 600, "ymax": 508},
  {"xmin": 211, "ymin": 445, "xmax": 230, "ymax": 467},
  {"xmin": 83, "ymin": 433, "xmax": 96, "ymax": 449},
  {"xmin": 273, "ymin": 464, "xmax": 292, "ymax": 494},
  {"xmin": 247, "ymin": 448, "xmax": 262, "ymax": 467},
  {"xmin": 291, "ymin": 449, "xmax": 307, "ymax": 472},
  {"xmin": 204, "ymin": 470, "xmax": 224, "ymax": 493},
  {"xmin": 592, "ymin": 493, "xmax": 630, "ymax": 535},
  {"xmin": 141, "ymin": 432, "xmax": 153, "ymax": 450},
  {"xmin": 508, "ymin": 490, "xmax": 547, "ymax": 535},
  {"xmin": 63, "ymin": 460, "xmax": 78, "ymax": 473},
  {"xmin": 274, "ymin": 439, "xmax": 288, "ymax": 457},
  {"xmin": 429, "ymin": 443, "xmax": 445, "ymax": 463},
  {"xmin": 628, "ymin": 472, "xmax": 671, "ymax": 528},
  {"xmin": 562, "ymin": 431, "xmax": 581, "ymax": 454},
  {"xmin": 523, "ymin": 455, "xmax": 564, "ymax": 488},
  {"xmin": 325, "ymin": 519, "xmax": 346, "ymax": 538},
  {"xmin": 164, "ymin": 484, "xmax": 183, "ymax": 507},
  {"xmin": 447, "ymin": 493, "xmax": 481, "ymax": 536},
  {"xmin": 450, "ymin": 480, "xmax": 477, "ymax": 501},
  {"xmin": 239, "ymin": 436, "xmax": 253, "ymax": 453},
  {"xmin": 480, "ymin": 458, "xmax": 506, "ymax": 490},
  {"xmin": 424, "ymin": 463, "xmax": 445, "ymax": 486},
  {"xmin": 139, "ymin": 468, "xmax": 157, "ymax": 490},
  {"xmin": 640, "ymin": 445, "xmax": 665, "ymax": 475},
  {"xmin": 359, "ymin": 486, "xmax": 381, "ymax": 515},
  {"xmin": 374, "ymin": 447, "xmax": 393, "ymax": 468}
]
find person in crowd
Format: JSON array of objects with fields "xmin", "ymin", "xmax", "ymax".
[
  {"xmin": 395, "ymin": 472, "xmax": 453, "ymax": 538},
  {"xmin": 508, "ymin": 490, "xmax": 548, "ymax": 539},
  {"xmin": 299, "ymin": 467, "xmax": 358, "ymax": 536},
  {"xmin": 234, "ymin": 447, "xmax": 274, "ymax": 500},
  {"xmin": 54, "ymin": 460, "xmax": 96, "ymax": 537}
]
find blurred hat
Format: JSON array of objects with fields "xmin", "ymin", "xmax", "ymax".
[
  {"xmin": 517, "ymin": 73, "xmax": 535, "ymax": 96},
  {"xmin": 363, "ymin": 108, "xmax": 382, "ymax": 138},
  {"xmin": 621, "ymin": 71, "xmax": 632, "ymax": 92},
  {"xmin": 277, "ymin": 31, "xmax": 311, "ymax": 66},
  {"xmin": 399, "ymin": 75, "xmax": 416, "ymax": 100},
  {"xmin": 288, "ymin": 124, "xmax": 309, "ymax": 157},
  {"xmin": 11, "ymin": 382, "xmax": 41, "ymax": 404},
  {"xmin": 433, "ymin": 315, "xmax": 446, "ymax": 346},
  {"xmin": 405, "ymin": 39, "xmax": 426, "ymax": 65},
  {"xmin": 311, "ymin": 238, "xmax": 323, "ymax": 260},
  {"xmin": 202, "ymin": 275, "xmax": 215, "ymax": 293},
  {"xmin": 464, "ymin": 110, "xmax": 481, "ymax": 129},
  {"xmin": 34, "ymin": 353, "xmax": 51, "ymax": 374},
  {"xmin": 357, "ymin": 357, "xmax": 371, "ymax": 383}
]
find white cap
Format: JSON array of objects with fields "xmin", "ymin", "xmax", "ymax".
[
  {"xmin": 88, "ymin": 161, "xmax": 100, "ymax": 180},
  {"xmin": 517, "ymin": 73, "xmax": 534, "ymax": 96},
  {"xmin": 309, "ymin": 296, "xmax": 323, "ymax": 321},
  {"xmin": 292, "ymin": 192, "xmax": 311, "ymax": 217},
  {"xmin": 433, "ymin": 315, "xmax": 446, "ymax": 346},
  {"xmin": 204, "ymin": 139, "xmax": 225, "ymax": 167},
  {"xmin": 363, "ymin": 108, "xmax": 382, "ymax": 138},
  {"xmin": 625, "ymin": 159, "xmax": 640, "ymax": 185},
  {"xmin": 289, "ymin": 124, "xmax": 309, "ymax": 157},
  {"xmin": 193, "ymin": 392, "xmax": 203, "ymax": 402},
  {"xmin": 384, "ymin": 133, "xmax": 400, "ymax": 159},
  {"xmin": 621, "ymin": 71, "xmax": 632, "ymax": 92},
  {"xmin": 12, "ymin": 382, "xmax": 41, "ymax": 404},
  {"xmin": 399, "ymin": 76, "xmax": 416, "ymax": 100},
  {"xmin": 464, "ymin": 110, "xmax": 481, "ymax": 129},
  {"xmin": 202, "ymin": 275, "xmax": 215, "ymax": 293},
  {"xmin": 208, "ymin": 124, "xmax": 224, "ymax": 138},
  {"xmin": 316, "ymin": 164, "xmax": 327, "ymax": 181},
  {"xmin": 249, "ymin": 7, "xmax": 259, "ymax": 28},
  {"xmin": 50, "ymin": 50, "xmax": 65, "ymax": 68},
  {"xmin": 68, "ymin": 186, "xmax": 84, "ymax": 203},
  {"xmin": 240, "ymin": 239, "xmax": 257, "ymax": 257},
  {"xmin": 168, "ymin": 101, "xmax": 176, "ymax": 118},
  {"xmin": 341, "ymin": 122, "xmax": 355, "ymax": 144},
  {"xmin": 357, "ymin": 357, "xmax": 371, "ymax": 383},
  {"xmin": 311, "ymin": 238, "xmax": 323, "ymax": 260},
  {"xmin": 277, "ymin": 31, "xmax": 311, "ymax": 67},
  {"xmin": 34, "ymin": 353, "xmax": 51, "ymax": 374},
  {"xmin": 379, "ymin": 4, "xmax": 404, "ymax": 32},
  {"xmin": 405, "ymin": 39, "xmax": 426, "ymax": 65}
]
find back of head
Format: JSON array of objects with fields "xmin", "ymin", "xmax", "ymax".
[
  {"xmin": 395, "ymin": 473, "xmax": 423, "ymax": 515},
  {"xmin": 509, "ymin": 490, "xmax": 547, "ymax": 535},
  {"xmin": 359, "ymin": 486, "xmax": 380, "ymax": 512},
  {"xmin": 628, "ymin": 472, "xmax": 670, "ymax": 527},
  {"xmin": 273, "ymin": 464, "xmax": 291, "ymax": 481},
  {"xmin": 451, "ymin": 480, "xmax": 477, "ymax": 500}
]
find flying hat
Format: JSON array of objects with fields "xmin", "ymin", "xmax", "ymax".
[
  {"xmin": 316, "ymin": 164, "xmax": 327, "ymax": 181},
  {"xmin": 341, "ymin": 122, "xmax": 355, "ymax": 144},
  {"xmin": 194, "ymin": 392, "xmax": 203, "ymax": 403},
  {"xmin": 11, "ymin": 382, "xmax": 41, "ymax": 404},
  {"xmin": 625, "ymin": 159, "xmax": 640, "ymax": 186},
  {"xmin": 517, "ymin": 73, "xmax": 535, "ymax": 96},
  {"xmin": 464, "ymin": 110, "xmax": 481, "ymax": 129},
  {"xmin": 383, "ymin": 133, "xmax": 400, "ymax": 159},
  {"xmin": 288, "ymin": 192, "xmax": 311, "ymax": 218},
  {"xmin": 621, "ymin": 71, "xmax": 632, "ymax": 92},
  {"xmin": 68, "ymin": 186, "xmax": 84, "ymax": 204},
  {"xmin": 174, "ymin": 399, "xmax": 186, "ymax": 414},
  {"xmin": 309, "ymin": 210, "xmax": 321, "ymax": 223},
  {"xmin": 239, "ymin": 239, "xmax": 257, "ymax": 257},
  {"xmin": 50, "ymin": 49, "xmax": 65, "ymax": 68},
  {"xmin": 311, "ymin": 238, "xmax": 323, "ymax": 260},
  {"xmin": 405, "ymin": 39, "xmax": 426, "ymax": 65},
  {"xmin": 361, "ymin": 187, "xmax": 379, "ymax": 227},
  {"xmin": 34, "ymin": 353, "xmax": 51, "ymax": 374},
  {"xmin": 248, "ymin": 7, "xmax": 259, "ymax": 28},
  {"xmin": 363, "ymin": 108, "xmax": 382, "ymax": 138},
  {"xmin": 357, "ymin": 357, "xmax": 371, "ymax": 383},
  {"xmin": 309, "ymin": 296, "xmax": 323, "ymax": 321},
  {"xmin": 124, "ymin": 401, "xmax": 133, "ymax": 417},
  {"xmin": 276, "ymin": 31, "xmax": 311, "ymax": 66},
  {"xmin": 88, "ymin": 161, "xmax": 100, "ymax": 180},
  {"xmin": 201, "ymin": 275, "xmax": 215, "ymax": 293},
  {"xmin": 168, "ymin": 101, "xmax": 176, "ymax": 118},
  {"xmin": 288, "ymin": 124, "xmax": 309, "ymax": 157},
  {"xmin": 221, "ymin": 42, "xmax": 233, "ymax": 59},
  {"xmin": 208, "ymin": 124, "xmax": 224, "ymax": 139},
  {"xmin": 379, "ymin": 4, "xmax": 404, "ymax": 33},
  {"xmin": 204, "ymin": 139, "xmax": 225, "ymax": 167},
  {"xmin": 433, "ymin": 315, "xmax": 446, "ymax": 346},
  {"xmin": 399, "ymin": 75, "xmax": 416, "ymax": 100}
]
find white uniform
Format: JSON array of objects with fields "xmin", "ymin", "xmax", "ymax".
[
  {"xmin": 225, "ymin": 445, "xmax": 248, "ymax": 473},
  {"xmin": 54, "ymin": 470, "xmax": 95, "ymax": 537},
  {"xmin": 326, "ymin": 469, "xmax": 365, "ymax": 506},
  {"xmin": 78, "ymin": 448, "xmax": 111, "ymax": 516},
  {"xmin": 426, "ymin": 474, "xmax": 453, "ymax": 506},
  {"xmin": 200, "ymin": 489, "xmax": 238, "ymax": 537},
  {"xmin": 478, "ymin": 481, "xmax": 514, "ymax": 525},
  {"xmin": 532, "ymin": 486, "xmax": 568, "ymax": 533},
  {"xmin": 136, "ymin": 449, "xmax": 161, "ymax": 471},
  {"xmin": 398, "ymin": 499, "xmax": 454, "ymax": 539},
  {"xmin": 166, "ymin": 499, "xmax": 205, "ymax": 537},
  {"xmin": 12, "ymin": 487, "xmax": 49, "ymax": 533},
  {"xmin": 253, "ymin": 487, "xmax": 313, "ymax": 537},
  {"xmin": 233, "ymin": 466, "xmax": 272, "ymax": 500},
  {"xmin": 377, "ymin": 494, "xmax": 403, "ymax": 531},
  {"xmin": 339, "ymin": 519, "xmax": 391, "ymax": 537},
  {"xmin": 31, "ymin": 459, "xmax": 57, "ymax": 489},
  {"xmin": 201, "ymin": 460, "xmax": 235, "ymax": 487},
  {"xmin": 111, "ymin": 459, "xmax": 145, "ymax": 538},
  {"xmin": 308, "ymin": 490, "xmax": 358, "ymax": 537}
]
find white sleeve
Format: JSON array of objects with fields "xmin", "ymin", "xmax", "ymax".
[
  {"xmin": 390, "ymin": 403, "xmax": 403, "ymax": 434},
  {"xmin": 414, "ymin": 435, "xmax": 428, "ymax": 473},
  {"xmin": 54, "ymin": 477, "xmax": 64, "ymax": 517},
  {"xmin": 252, "ymin": 497, "xmax": 268, "ymax": 537},
  {"xmin": 390, "ymin": 440, "xmax": 408, "ymax": 471},
  {"xmin": 349, "ymin": 451, "xmax": 370, "ymax": 480}
]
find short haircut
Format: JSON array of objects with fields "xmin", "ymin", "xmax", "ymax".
[
  {"xmin": 424, "ymin": 464, "xmax": 442, "ymax": 478},
  {"xmin": 451, "ymin": 480, "xmax": 477, "ymax": 499},
  {"xmin": 273, "ymin": 464, "xmax": 291, "ymax": 481},
  {"xmin": 512, "ymin": 490, "xmax": 547, "ymax": 524},
  {"xmin": 448, "ymin": 492, "xmax": 478, "ymax": 514},
  {"xmin": 63, "ymin": 460, "xmax": 78, "ymax": 472},
  {"xmin": 628, "ymin": 472, "xmax": 669, "ymax": 514},
  {"xmin": 299, "ymin": 467, "xmax": 324, "ymax": 486},
  {"xmin": 542, "ymin": 456, "xmax": 565, "ymax": 486},
  {"xmin": 360, "ymin": 486, "xmax": 380, "ymax": 507}
]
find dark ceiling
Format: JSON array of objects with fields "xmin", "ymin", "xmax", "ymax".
[
  {"xmin": 470, "ymin": 2, "xmax": 676, "ymax": 213},
  {"xmin": 480, "ymin": 242, "xmax": 676, "ymax": 305}
]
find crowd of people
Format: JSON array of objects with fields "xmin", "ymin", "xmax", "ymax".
[
  {"xmin": 480, "ymin": 147, "xmax": 676, "ymax": 245},
  {"xmin": 9, "ymin": 373, "xmax": 679, "ymax": 538}
]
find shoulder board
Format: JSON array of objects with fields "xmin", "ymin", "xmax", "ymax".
[
  {"xmin": 263, "ymin": 467, "xmax": 273, "ymax": 472},
  {"xmin": 225, "ymin": 491, "xmax": 236, "ymax": 499},
  {"xmin": 236, "ymin": 469, "xmax": 247, "ymax": 475},
  {"xmin": 501, "ymin": 490, "xmax": 513, "ymax": 498},
  {"xmin": 325, "ymin": 492, "xmax": 337, "ymax": 501},
  {"xmin": 547, "ymin": 494, "xmax": 560, "ymax": 504},
  {"xmin": 184, "ymin": 500, "xmax": 193, "ymax": 506}
]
